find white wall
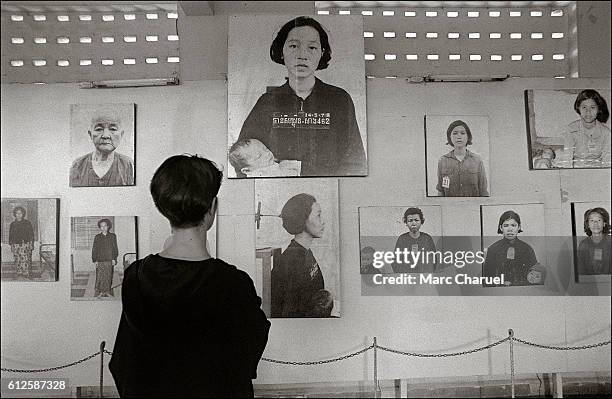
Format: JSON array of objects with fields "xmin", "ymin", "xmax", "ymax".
[{"xmin": 1, "ymin": 76, "xmax": 610, "ymax": 387}]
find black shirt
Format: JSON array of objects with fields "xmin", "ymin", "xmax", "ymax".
[
  {"xmin": 237, "ymin": 78, "xmax": 367, "ymax": 176},
  {"xmin": 109, "ymin": 255, "xmax": 270, "ymax": 397}
]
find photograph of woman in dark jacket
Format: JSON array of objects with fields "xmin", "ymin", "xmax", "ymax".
[
  {"xmin": 92, "ymin": 218, "xmax": 118, "ymax": 297},
  {"xmin": 234, "ymin": 16, "xmax": 367, "ymax": 177},
  {"xmin": 9, "ymin": 206, "xmax": 35, "ymax": 278}
]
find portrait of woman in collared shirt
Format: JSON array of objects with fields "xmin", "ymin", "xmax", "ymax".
[
  {"xmin": 227, "ymin": 15, "xmax": 367, "ymax": 178},
  {"xmin": 425, "ymin": 116, "xmax": 491, "ymax": 197}
]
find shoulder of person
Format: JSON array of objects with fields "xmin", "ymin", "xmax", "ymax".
[
  {"xmin": 71, "ymin": 152, "xmax": 92, "ymax": 167},
  {"xmin": 597, "ymin": 120, "xmax": 611, "ymax": 132},
  {"xmin": 114, "ymin": 152, "xmax": 134, "ymax": 166},
  {"xmin": 316, "ymin": 79, "xmax": 351, "ymax": 98},
  {"xmin": 567, "ymin": 119, "xmax": 581, "ymax": 133}
]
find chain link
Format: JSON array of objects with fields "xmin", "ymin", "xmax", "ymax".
[
  {"xmin": 514, "ymin": 338, "xmax": 611, "ymax": 351},
  {"xmin": 2, "ymin": 336, "xmax": 611, "ymax": 372},
  {"xmin": 261, "ymin": 344, "xmax": 374, "ymax": 365},
  {"xmin": 377, "ymin": 337, "xmax": 510, "ymax": 358},
  {"xmin": 0, "ymin": 352, "xmax": 100, "ymax": 373}
]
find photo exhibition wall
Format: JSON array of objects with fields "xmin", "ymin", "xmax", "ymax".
[{"xmin": 1, "ymin": 11, "xmax": 610, "ymax": 388}]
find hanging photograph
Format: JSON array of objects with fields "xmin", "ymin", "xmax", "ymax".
[
  {"xmin": 571, "ymin": 202, "xmax": 611, "ymax": 283},
  {"xmin": 70, "ymin": 216, "xmax": 138, "ymax": 300},
  {"xmin": 358, "ymin": 206, "xmax": 443, "ymax": 275},
  {"xmin": 480, "ymin": 204, "xmax": 547, "ymax": 287},
  {"xmin": 425, "ymin": 115, "xmax": 491, "ymax": 197},
  {"xmin": 1, "ymin": 198, "xmax": 59, "ymax": 282},
  {"xmin": 70, "ymin": 103, "xmax": 136, "ymax": 187},
  {"xmin": 255, "ymin": 179, "xmax": 339, "ymax": 318},
  {"xmin": 525, "ymin": 89, "xmax": 611, "ymax": 169},
  {"xmin": 227, "ymin": 15, "xmax": 367, "ymax": 178}
]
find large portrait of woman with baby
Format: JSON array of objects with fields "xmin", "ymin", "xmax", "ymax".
[{"xmin": 227, "ymin": 15, "xmax": 367, "ymax": 178}]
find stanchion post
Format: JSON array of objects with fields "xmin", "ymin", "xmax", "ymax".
[
  {"xmin": 99, "ymin": 341, "xmax": 106, "ymax": 398},
  {"xmin": 373, "ymin": 337, "xmax": 381, "ymax": 398},
  {"xmin": 508, "ymin": 329, "xmax": 515, "ymax": 399}
]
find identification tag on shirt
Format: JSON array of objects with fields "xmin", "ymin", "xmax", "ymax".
[
  {"xmin": 506, "ymin": 247, "xmax": 515, "ymax": 260},
  {"xmin": 411, "ymin": 244, "xmax": 419, "ymax": 253},
  {"xmin": 272, "ymin": 111, "xmax": 330, "ymax": 130},
  {"xmin": 442, "ymin": 176, "xmax": 450, "ymax": 189},
  {"xmin": 593, "ymin": 248, "xmax": 603, "ymax": 261}
]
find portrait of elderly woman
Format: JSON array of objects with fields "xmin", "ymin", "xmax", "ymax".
[
  {"xmin": 255, "ymin": 180, "xmax": 339, "ymax": 318},
  {"xmin": 228, "ymin": 15, "xmax": 367, "ymax": 177},
  {"xmin": 425, "ymin": 115, "xmax": 491, "ymax": 197},
  {"xmin": 69, "ymin": 103, "xmax": 135, "ymax": 187}
]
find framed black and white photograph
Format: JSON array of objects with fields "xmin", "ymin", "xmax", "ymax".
[
  {"xmin": 227, "ymin": 15, "xmax": 367, "ymax": 178},
  {"xmin": 255, "ymin": 179, "xmax": 339, "ymax": 318},
  {"xmin": 1, "ymin": 198, "xmax": 59, "ymax": 282},
  {"xmin": 70, "ymin": 216, "xmax": 138, "ymax": 300},
  {"xmin": 70, "ymin": 103, "xmax": 136, "ymax": 187},
  {"xmin": 358, "ymin": 206, "xmax": 442, "ymax": 275},
  {"xmin": 525, "ymin": 89, "xmax": 611, "ymax": 169},
  {"xmin": 480, "ymin": 204, "xmax": 546, "ymax": 287},
  {"xmin": 425, "ymin": 115, "xmax": 490, "ymax": 197},
  {"xmin": 571, "ymin": 201, "xmax": 611, "ymax": 283}
]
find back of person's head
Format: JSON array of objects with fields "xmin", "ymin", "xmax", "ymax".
[
  {"xmin": 280, "ymin": 193, "xmax": 316, "ymax": 234},
  {"xmin": 150, "ymin": 155, "xmax": 223, "ymax": 228}
]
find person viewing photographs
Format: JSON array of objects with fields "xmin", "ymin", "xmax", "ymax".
[{"xmin": 109, "ymin": 155, "xmax": 270, "ymax": 397}]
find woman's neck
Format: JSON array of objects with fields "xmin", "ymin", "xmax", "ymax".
[
  {"xmin": 288, "ymin": 75, "xmax": 316, "ymax": 100},
  {"xmin": 93, "ymin": 150, "xmax": 114, "ymax": 162},
  {"xmin": 294, "ymin": 232, "xmax": 314, "ymax": 249},
  {"xmin": 591, "ymin": 233, "xmax": 603, "ymax": 243},
  {"xmin": 583, "ymin": 119, "xmax": 597, "ymax": 130},
  {"xmin": 160, "ymin": 226, "xmax": 211, "ymax": 261},
  {"xmin": 408, "ymin": 231, "xmax": 421, "ymax": 239}
]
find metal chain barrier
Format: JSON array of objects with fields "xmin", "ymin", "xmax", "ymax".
[
  {"xmin": 261, "ymin": 344, "xmax": 374, "ymax": 365},
  {"xmin": 0, "ymin": 351, "xmax": 100, "ymax": 373},
  {"xmin": 2, "ymin": 334, "xmax": 610, "ymax": 373},
  {"xmin": 514, "ymin": 337, "xmax": 612, "ymax": 351},
  {"xmin": 377, "ymin": 336, "xmax": 510, "ymax": 358}
]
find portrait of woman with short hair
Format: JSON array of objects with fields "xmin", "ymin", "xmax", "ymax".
[
  {"xmin": 425, "ymin": 115, "xmax": 490, "ymax": 197},
  {"xmin": 228, "ymin": 15, "xmax": 367, "ymax": 178}
]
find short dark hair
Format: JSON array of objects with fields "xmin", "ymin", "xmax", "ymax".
[
  {"xmin": 12, "ymin": 206, "xmax": 26, "ymax": 218},
  {"xmin": 270, "ymin": 16, "xmax": 332, "ymax": 70},
  {"xmin": 403, "ymin": 207, "xmax": 424, "ymax": 224},
  {"xmin": 497, "ymin": 210, "xmax": 523, "ymax": 234},
  {"xmin": 150, "ymin": 155, "xmax": 223, "ymax": 228},
  {"xmin": 583, "ymin": 207, "xmax": 611, "ymax": 236},
  {"xmin": 280, "ymin": 193, "xmax": 316, "ymax": 235},
  {"xmin": 574, "ymin": 89, "xmax": 610, "ymax": 123},
  {"xmin": 97, "ymin": 218, "xmax": 113, "ymax": 230},
  {"xmin": 446, "ymin": 120, "xmax": 473, "ymax": 146}
]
